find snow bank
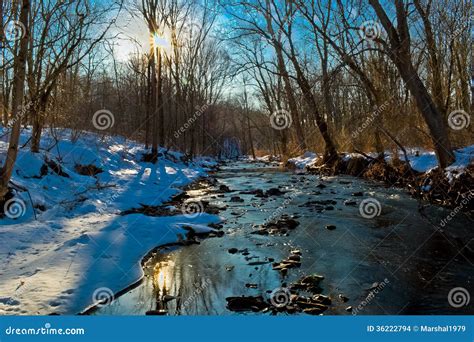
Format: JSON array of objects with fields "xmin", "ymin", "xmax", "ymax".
[
  {"xmin": 287, "ymin": 152, "xmax": 318, "ymax": 169},
  {"xmin": 286, "ymin": 145, "xmax": 474, "ymax": 176},
  {"xmin": 0, "ymin": 128, "xmax": 221, "ymax": 315}
]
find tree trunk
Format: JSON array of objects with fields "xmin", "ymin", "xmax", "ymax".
[
  {"xmin": 398, "ymin": 63, "xmax": 455, "ymax": 168},
  {"xmin": 288, "ymin": 54, "xmax": 338, "ymax": 162},
  {"xmin": 157, "ymin": 48, "xmax": 164, "ymax": 148},
  {"xmin": 264, "ymin": 10, "xmax": 306, "ymax": 151},
  {"xmin": 150, "ymin": 49, "xmax": 158, "ymax": 161},
  {"xmin": 0, "ymin": 0, "xmax": 30, "ymax": 200},
  {"xmin": 369, "ymin": 0, "xmax": 455, "ymax": 168},
  {"xmin": 145, "ymin": 60, "xmax": 151, "ymax": 149},
  {"xmin": 31, "ymin": 91, "xmax": 50, "ymax": 153},
  {"xmin": 247, "ymin": 116, "xmax": 256, "ymax": 159},
  {"xmin": 282, "ymin": 33, "xmax": 338, "ymax": 162}
]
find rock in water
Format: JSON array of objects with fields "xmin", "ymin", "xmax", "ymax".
[
  {"xmin": 145, "ymin": 310, "xmax": 168, "ymax": 315},
  {"xmin": 226, "ymin": 296, "xmax": 269, "ymax": 312},
  {"xmin": 303, "ymin": 306, "xmax": 327, "ymax": 315},
  {"xmin": 266, "ymin": 188, "xmax": 285, "ymax": 196},
  {"xmin": 218, "ymin": 184, "xmax": 232, "ymax": 193},
  {"xmin": 338, "ymin": 294, "xmax": 349, "ymax": 302},
  {"xmin": 312, "ymin": 294, "xmax": 332, "ymax": 305},
  {"xmin": 300, "ymin": 274, "xmax": 324, "ymax": 285},
  {"xmin": 162, "ymin": 295, "xmax": 177, "ymax": 303},
  {"xmin": 230, "ymin": 196, "xmax": 244, "ymax": 202}
]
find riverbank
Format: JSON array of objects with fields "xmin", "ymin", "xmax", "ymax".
[
  {"xmin": 285, "ymin": 146, "xmax": 474, "ymax": 211},
  {"xmin": 0, "ymin": 128, "xmax": 222, "ymax": 315}
]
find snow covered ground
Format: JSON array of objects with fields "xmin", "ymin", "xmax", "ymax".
[
  {"xmin": 287, "ymin": 145, "xmax": 474, "ymax": 176},
  {"xmin": 0, "ymin": 128, "xmax": 221, "ymax": 315}
]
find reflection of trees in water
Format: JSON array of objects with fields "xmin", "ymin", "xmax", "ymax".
[
  {"xmin": 149, "ymin": 249, "xmax": 228, "ymax": 315},
  {"xmin": 151, "ymin": 257, "xmax": 173, "ymax": 312}
]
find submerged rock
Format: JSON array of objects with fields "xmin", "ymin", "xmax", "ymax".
[
  {"xmin": 208, "ymin": 223, "xmax": 224, "ymax": 229},
  {"xmin": 338, "ymin": 294, "xmax": 349, "ymax": 302},
  {"xmin": 292, "ymin": 274, "xmax": 325, "ymax": 293},
  {"xmin": 218, "ymin": 184, "xmax": 232, "ymax": 193},
  {"xmin": 230, "ymin": 196, "xmax": 244, "ymax": 202},
  {"xmin": 240, "ymin": 189, "xmax": 265, "ymax": 197},
  {"xmin": 162, "ymin": 295, "xmax": 177, "ymax": 303},
  {"xmin": 251, "ymin": 217, "xmax": 300, "ymax": 236},
  {"xmin": 266, "ymin": 188, "xmax": 285, "ymax": 196},
  {"xmin": 145, "ymin": 310, "xmax": 168, "ymax": 315},
  {"xmin": 303, "ymin": 306, "xmax": 327, "ymax": 315},
  {"xmin": 344, "ymin": 200, "xmax": 357, "ymax": 206},
  {"xmin": 300, "ymin": 274, "xmax": 325, "ymax": 285},
  {"xmin": 313, "ymin": 294, "xmax": 332, "ymax": 305},
  {"xmin": 226, "ymin": 296, "xmax": 269, "ymax": 312}
]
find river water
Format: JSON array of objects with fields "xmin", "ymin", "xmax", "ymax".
[{"xmin": 94, "ymin": 162, "xmax": 473, "ymax": 315}]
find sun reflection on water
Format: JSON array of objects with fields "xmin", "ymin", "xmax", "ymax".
[{"xmin": 152, "ymin": 258, "xmax": 175, "ymax": 293}]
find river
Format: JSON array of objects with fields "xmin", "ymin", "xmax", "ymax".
[{"xmin": 93, "ymin": 161, "xmax": 473, "ymax": 315}]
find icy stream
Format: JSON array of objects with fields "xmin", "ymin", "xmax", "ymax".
[{"xmin": 94, "ymin": 162, "xmax": 473, "ymax": 315}]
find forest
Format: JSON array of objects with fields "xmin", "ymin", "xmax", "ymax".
[{"xmin": 0, "ymin": 0, "xmax": 472, "ymax": 317}]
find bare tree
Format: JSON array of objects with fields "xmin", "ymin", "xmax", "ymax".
[
  {"xmin": 0, "ymin": 0, "xmax": 30, "ymax": 200},
  {"xmin": 368, "ymin": 0, "xmax": 455, "ymax": 168}
]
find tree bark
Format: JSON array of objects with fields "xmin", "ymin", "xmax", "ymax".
[
  {"xmin": 150, "ymin": 49, "xmax": 158, "ymax": 161},
  {"xmin": 0, "ymin": 0, "xmax": 30, "ymax": 200},
  {"xmin": 368, "ymin": 0, "xmax": 455, "ymax": 168}
]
